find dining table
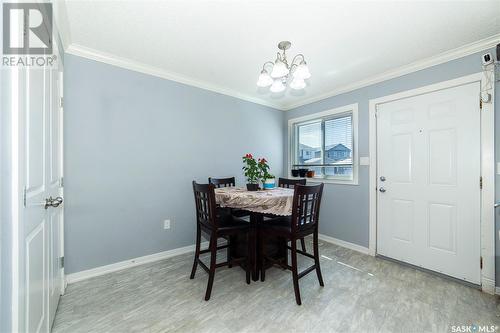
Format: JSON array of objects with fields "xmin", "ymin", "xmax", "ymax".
[{"xmin": 214, "ymin": 186, "xmax": 295, "ymax": 281}]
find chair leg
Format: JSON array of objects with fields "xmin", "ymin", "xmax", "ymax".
[
  {"xmin": 204, "ymin": 234, "xmax": 217, "ymax": 301},
  {"xmin": 190, "ymin": 225, "xmax": 201, "ymax": 279},
  {"xmin": 246, "ymin": 232, "xmax": 251, "ymax": 285},
  {"xmin": 260, "ymin": 232, "xmax": 265, "ymax": 282},
  {"xmin": 291, "ymin": 240, "xmax": 302, "ymax": 305},
  {"xmin": 300, "ymin": 237, "xmax": 307, "ymax": 252},
  {"xmin": 227, "ymin": 236, "xmax": 232, "ymax": 268},
  {"xmin": 313, "ymin": 232, "xmax": 324, "ymax": 287},
  {"xmin": 283, "ymin": 239, "xmax": 288, "ymax": 269}
]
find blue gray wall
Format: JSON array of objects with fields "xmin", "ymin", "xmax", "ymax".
[
  {"xmin": 284, "ymin": 49, "xmax": 498, "ymax": 276},
  {"xmin": 66, "ymin": 49, "xmax": 498, "ymax": 284},
  {"xmin": 64, "ymin": 55, "xmax": 284, "ymax": 274}
]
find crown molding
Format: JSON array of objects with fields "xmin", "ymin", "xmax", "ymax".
[
  {"xmin": 65, "ymin": 43, "xmax": 285, "ymax": 110},
  {"xmin": 281, "ymin": 33, "xmax": 500, "ymax": 110},
  {"xmin": 66, "ymin": 33, "xmax": 499, "ymax": 112}
]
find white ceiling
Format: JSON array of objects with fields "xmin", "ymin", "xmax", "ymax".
[{"xmin": 61, "ymin": 0, "xmax": 500, "ymax": 110}]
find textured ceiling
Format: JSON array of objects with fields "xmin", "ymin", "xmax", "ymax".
[{"xmin": 62, "ymin": 0, "xmax": 500, "ymax": 110}]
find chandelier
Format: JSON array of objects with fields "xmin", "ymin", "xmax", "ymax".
[{"xmin": 257, "ymin": 41, "xmax": 311, "ymax": 93}]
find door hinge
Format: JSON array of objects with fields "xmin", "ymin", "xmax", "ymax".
[
  {"xmin": 60, "ymin": 97, "xmax": 64, "ymax": 108},
  {"xmin": 60, "ymin": 177, "xmax": 64, "ymax": 187},
  {"xmin": 23, "ymin": 187, "xmax": 26, "ymax": 207},
  {"xmin": 480, "ymin": 176, "xmax": 483, "ymax": 189},
  {"xmin": 480, "ymin": 256, "xmax": 483, "ymax": 270},
  {"xmin": 479, "ymin": 98, "xmax": 482, "ymax": 110},
  {"xmin": 60, "ymin": 256, "xmax": 64, "ymax": 268}
]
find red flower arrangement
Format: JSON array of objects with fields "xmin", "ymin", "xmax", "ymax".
[
  {"xmin": 242, "ymin": 154, "xmax": 274, "ymax": 187},
  {"xmin": 242, "ymin": 154, "xmax": 259, "ymax": 184}
]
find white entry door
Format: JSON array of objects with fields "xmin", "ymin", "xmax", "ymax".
[
  {"xmin": 20, "ymin": 48, "xmax": 64, "ymax": 332},
  {"xmin": 376, "ymin": 82, "xmax": 481, "ymax": 284}
]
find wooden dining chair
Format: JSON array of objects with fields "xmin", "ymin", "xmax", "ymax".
[
  {"xmin": 208, "ymin": 176, "xmax": 251, "ymax": 268},
  {"xmin": 208, "ymin": 177, "xmax": 236, "ymax": 188},
  {"xmin": 208, "ymin": 177, "xmax": 250, "ymax": 217},
  {"xmin": 278, "ymin": 177, "xmax": 306, "ymax": 188},
  {"xmin": 260, "ymin": 183, "xmax": 325, "ymax": 305},
  {"xmin": 190, "ymin": 181, "xmax": 251, "ymax": 301},
  {"xmin": 278, "ymin": 178, "xmax": 308, "ymax": 252}
]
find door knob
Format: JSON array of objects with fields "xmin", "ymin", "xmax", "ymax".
[
  {"xmin": 380, "ymin": 176, "xmax": 386, "ymax": 181},
  {"xmin": 45, "ymin": 196, "xmax": 63, "ymax": 209},
  {"xmin": 379, "ymin": 187, "xmax": 386, "ymax": 193}
]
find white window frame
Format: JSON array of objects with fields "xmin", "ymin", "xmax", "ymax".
[{"xmin": 287, "ymin": 103, "xmax": 359, "ymax": 185}]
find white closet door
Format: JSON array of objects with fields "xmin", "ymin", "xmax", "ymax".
[{"xmin": 20, "ymin": 50, "xmax": 64, "ymax": 333}]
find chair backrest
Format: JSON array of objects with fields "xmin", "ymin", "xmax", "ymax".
[
  {"xmin": 278, "ymin": 177, "xmax": 306, "ymax": 189},
  {"xmin": 208, "ymin": 177, "xmax": 236, "ymax": 188},
  {"xmin": 290, "ymin": 184, "xmax": 324, "ymax": 233},
  {"xmin": 192, "ymin": 181, "xmax": 217, "ymax": 229}
]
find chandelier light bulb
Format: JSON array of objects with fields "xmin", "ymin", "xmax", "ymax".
[
  {"xmin": 290, "ymin": 77, "xmax": 306, "ymax": 90},
  {"xmin": 293, "ymin": 61, "xmax": 311, "ymax": 80},
  {"xmin": 270, "ymin": 79, "xmax": 286, "ymax": 93},
  {"xmin": 270, "ymin": 58, "xmax": 289, "ymax": 78},
  {"xmin": 257, "ymin": 70, "xmax": 273, "ymax": 87}
]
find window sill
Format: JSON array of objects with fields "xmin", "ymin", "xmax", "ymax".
[{"xmin": 287, "ymin": 175, "xmax": 359, "ymax": 186}]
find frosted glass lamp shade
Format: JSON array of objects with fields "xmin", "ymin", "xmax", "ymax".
[
  {"xmin": 293, "ymin": 62, "xmax": 311, "ymax": 80},
  {"xmin": 257, "ymin": 70, "xmax": 273, "ymax": 87},
  {"xmin": 270, "ymin": 59, "xmax": 289, "ymax": 78},
  {"xmin": 290, "ymin": 78, "xmax": 306, "ymax": 90},
  {"xmin": 270, "ymin": 80, "xmax": 286, "ymax": 93}
]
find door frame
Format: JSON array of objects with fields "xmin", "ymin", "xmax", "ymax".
[
  {"xmin": 57, "ymin": 69, "xmax": 65, "ymax": 296},
  {"xmin": 368, "ymin": 72, "xmax": 495, "ymax": 293}
]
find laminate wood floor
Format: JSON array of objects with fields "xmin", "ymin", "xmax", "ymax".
[{"xmin": 53, "ymin": 239, "xmax": 499, "ymax": 333}]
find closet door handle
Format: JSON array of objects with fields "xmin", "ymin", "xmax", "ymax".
[{"xmin": 45, "ymin": 196, "xmax": 63, "ymax": 209}]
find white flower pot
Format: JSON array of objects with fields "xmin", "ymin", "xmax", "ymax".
[{"xmin": 263, "ymin": 178, "xmax": 275, "ymax": 189}]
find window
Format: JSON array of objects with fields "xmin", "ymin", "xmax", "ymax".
[{"xmin": 289, "ymin": 104, "xmax": 358, "ymax": 184}]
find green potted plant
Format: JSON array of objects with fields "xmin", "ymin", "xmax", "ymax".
[
  {"xmin": 258, "ymin": 158, "xmax": 275, "ymax": 189},
  {"xmin": 242, "ymin": 153, "xmax": 260, "ymax": 191}
]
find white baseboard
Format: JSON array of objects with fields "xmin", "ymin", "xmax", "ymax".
[
  {"xmin": 482, "ymin": 277, "xmax": 496, "ymax": 295},
  {"xmin": 65, "ymin": 241, "xmax": 208, "ymax": 284},
  {"xmin": 318, "ymin": 234, "xmax": 370, "ymax": 255}
]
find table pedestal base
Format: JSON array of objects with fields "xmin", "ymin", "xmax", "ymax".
[{"xmin": 230, "ymin": 212, "xmax": 286, "ymax": 281}]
